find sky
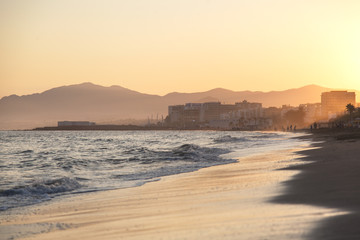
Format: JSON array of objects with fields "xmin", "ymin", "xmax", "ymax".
[{"xmin": 1, "ymin": 0, "xmax": 360, "ymax": 98}]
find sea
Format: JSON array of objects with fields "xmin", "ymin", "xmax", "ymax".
[{"xmin": 0, "ymin": 130, "xmax": 308, "ymax": 212}]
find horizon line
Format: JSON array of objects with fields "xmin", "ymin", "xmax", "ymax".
[{"xmin": 2, "ymin": 82, "xmax": 358, "ymax": 99}]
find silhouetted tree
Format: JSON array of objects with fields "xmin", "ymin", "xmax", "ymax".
[
  {"xmin": 346, "ymin": 103, "xmax": 355, "ymax": 115},
  {"xmin": 346, "ymin": 103, "xmax": 355, "ymax": 122}
]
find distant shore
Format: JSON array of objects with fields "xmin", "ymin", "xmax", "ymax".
[
  {"xmin": 32, "ymin": 124, "xmax": 173, "ymax": 131},
  {"xmin": 31, "ymin": 123, "xmax": 360, "ymax": 132},
  {"xmin": 31, "ymin": 124, "xmax": 288, "ymax": 131}
]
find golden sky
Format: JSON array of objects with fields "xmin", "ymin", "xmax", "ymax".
[{"xmin": 1, "ymin": 0, "xmax": 360, "ymax": 98}]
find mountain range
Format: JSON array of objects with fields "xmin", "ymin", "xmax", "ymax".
[{"xmin": 1, "ymin": 82, "xmax": 359, "ymax": 130}]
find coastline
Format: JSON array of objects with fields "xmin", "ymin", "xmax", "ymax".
[
  {"xmin": 273, "ymin": 129, "xmax": 360, "ymax": 239},
  {"xmin": 0, "ymin": 141, "xmax": 344, "ymax": 240}
]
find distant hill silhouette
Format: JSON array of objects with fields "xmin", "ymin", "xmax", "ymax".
[
  {"xmin": 163, "ymin": 85, "xmax": 336, "ymax": 107},
  {"xmin": 0, "ymin": 82, "xmax": 358, "ymax": 130}
]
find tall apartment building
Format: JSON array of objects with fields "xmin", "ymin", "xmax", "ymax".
[{"xmin": 321, "ymin": 91, "xmax": 356, "ymax": 119}]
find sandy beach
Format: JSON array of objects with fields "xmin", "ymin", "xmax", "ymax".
[
  {"xmin": 274, "ymin": 129, "xmax": 360, "ymax": 239},
  {"xmin": 1, "ymin": 130, "xmax": 359, "ymax": 240}
]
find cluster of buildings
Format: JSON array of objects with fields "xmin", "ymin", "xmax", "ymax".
[
  {"xmin": 167, "ymin": 91, "xmax": 357, "ymax": 130},
  {"xmin": 56, "ymin": 91, "xmax": 357, "ymax": 130},
  {"xmin": 297, "ymin": 91, "xmax": 356, "ymax": 125},
  {"xmin": 168, "ymin": 101, "xmax": 271, "ymax": 130}
]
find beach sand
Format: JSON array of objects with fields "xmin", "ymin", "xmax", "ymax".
[
  {"xmin": 273, "ymin": 129, "xmax": 360, "ymax": 239},
  {"xmin": 0, "ymin": 137, "xmax": 351, "ymax": 240}
]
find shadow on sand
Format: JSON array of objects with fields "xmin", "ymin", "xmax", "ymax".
[{"xmin": 272, "ymin": 129, "xmax": 360, "ymax": 239}]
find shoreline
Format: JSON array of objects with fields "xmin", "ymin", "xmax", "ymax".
[
  {"xmin": 0, "ymin": 141, "xmax": 343, "ymax": 240},
  {"xmin": 272, "ymin": 129, "xmax": 360, "ymax": 239}
]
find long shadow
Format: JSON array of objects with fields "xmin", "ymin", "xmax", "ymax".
[{"xmin": 272, "ymin": 131, "xmax": 360, "ymax": 239}]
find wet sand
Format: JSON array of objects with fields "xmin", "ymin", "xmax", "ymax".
[
  {"xmin": 0, "ymin": 137, "xmax": 351, "ymax": 240},
  {"xmin": 273, "ymin": 129, "xmax": 360, "ymax": 239}
]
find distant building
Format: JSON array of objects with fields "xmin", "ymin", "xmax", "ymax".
[
  {"xmin": 279, "ymin": 105, "xmax": 298, "ymax": 118},
  {"xmin": 184, "ymin": 103, "xmax": 202, "ymax": 126},
  {"xmin": 299, "ymin": 103, "xmax": 322, "ymax": 124},
  {"xmin": 321, "ymin": 91, "xmax": 356, "ymax": 119},
  {"xmin": 263, "ymin": 107, "xmax": 282, "ymax": 119},
  {"xmin": 200, "ymin": 102, "xmax": 221, "ymax": 122},
  {"xmin": 168, "ymin": 100, "xmax": 271, "ymax": 129},
  {"xmin": 58, "ymin": 121, "xmax": 96, "ymax": 127},
  {"xmin": 168, "ymin": 105, "xmax": 184, "ymax": 124},
  {"xmin": 234, "ymin": 101, "xmax": 263, "ymax": 119}
]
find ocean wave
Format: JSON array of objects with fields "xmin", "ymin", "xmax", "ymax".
[
  {"xmin": 123, "ymin": 147, "xmax": 152, "ymax": 155},
  {"xmin": 172, "ymin": 144, "xmax": 228, "ymax": 161},
  {"xmin": 56, "ymin": 158, "xmax": 96, "ymax": 170},
  {"xmin": 18, "ymin": 150, "xmax": 34, "ymax": 154},
  {"xmin": 93, "ymin": 138, "xmax": 114, "ymax": 143},
  {"xmin": 120, "ymin": 144, "xmax": 229, "ymax": 164},
  {"xmin": 0, "ymin": 130, "xmax": 299, "ymax": 212},
  {"xmin": 172, "ymin": 144, "xmax": 199, "ymax": 156},
  {"xmin": 0, "ymin": 177, "xmax": 81, "ymax": 197},
  {"xmin": 213, "ymin": 135, "xmax": 249, "ymax": 143},
  {"xmin": 249, "ymin": 133, "xmax": 281, "ymax": 139}
]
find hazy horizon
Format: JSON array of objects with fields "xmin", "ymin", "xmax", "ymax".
[
  {"xmin": 1, "ymin": 81, "xmax": 359, "ymax": 100},
  {"xmin": 0, "ymin": 83, "xmax": 358, "ymax": 130},
  {"xmin": 2, "ymin": 1, "xmax": 360, "ymax": 98},
  {"xmin": 2, "ymin": 2, "xmax": 360, "ymax": 237}
]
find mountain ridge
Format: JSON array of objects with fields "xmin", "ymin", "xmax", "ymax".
[
  {"xmin": 1, "ymin": 83, "xmax": 358, "ymax": 130},
  {"xmin": 0, "ymin": 83, "xmax": 328, "ymax": 100}
]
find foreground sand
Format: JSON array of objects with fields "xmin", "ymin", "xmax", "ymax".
[
  {"xmin": 274, "ymin": 129, "xmax": 360, "ymax": 239},
  {"xmin": 1, "ymin": 145, "xmax": 345, "ymax": 240}
]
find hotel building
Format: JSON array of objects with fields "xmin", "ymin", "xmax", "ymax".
[{"xmin": 321, "ymin": 91, "xmax": 356, "ymax": 119}]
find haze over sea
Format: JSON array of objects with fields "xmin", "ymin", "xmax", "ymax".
[{"xmin": 0, "ymin": 130, "xmax": 307, "ymax": 212}]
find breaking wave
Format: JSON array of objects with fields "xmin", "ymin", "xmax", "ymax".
[
  {"xmin": 0, "ymin": 177, "xmax": 81, "ymax": 197},
  {"xmin": 213, "ymin": 135, "xmax": 249, "ymax": 143},
  {"xmin": 0, "ymin": 177, "xmax": 81, "ymax": 211},
  {"xmin": 0, "ymin": 130, "xmax": 302, "ymax": 211}
]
